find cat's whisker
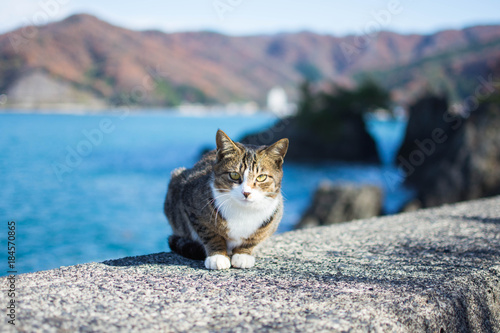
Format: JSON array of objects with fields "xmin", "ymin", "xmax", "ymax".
[
  {"xmin": 201, "ymin": 191, "xmax": 231, "ymax": 213},
  {"xmin": 212, "ymin": 200, "xmax": 224, "ymax": 223},
  {"xmin": 221, "ymin": 201, "xmax": 233, "ymax": 221},
  {"xmin": 201, "ymin": 197, "xmax": 218, "ymax": 212},
  {"xmin": 215, "ymin": 197, "xmax": 232, "ymax": 221},
  {"xmin": 207, "ymin": 194, "xmax": 231, "ymax": 224},
  {"xmin": 199, "ymin": 190, "xmax": 231, "ymax": 213}
]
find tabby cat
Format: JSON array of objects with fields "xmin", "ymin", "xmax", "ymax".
[{"xmin": 164, "ymin": 129, "xmax": 288, "ymax": 270}]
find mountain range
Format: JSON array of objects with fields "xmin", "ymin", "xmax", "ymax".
[{"xmin": 1, "ymin": 14, "xmax": 499, "ymax": 109}]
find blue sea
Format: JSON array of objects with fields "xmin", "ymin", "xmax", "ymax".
[{"xmin": 0, "ymin": 110, "xmax": 412, "ymax": 275}]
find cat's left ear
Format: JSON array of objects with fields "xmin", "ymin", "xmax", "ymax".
[
  {"xmin": 264, "ymin": 138, "xmax": 289, "ymax": 167},
  {"xmin": 216, "ymin": 129, "xmax": 240, "ymax": 161}
]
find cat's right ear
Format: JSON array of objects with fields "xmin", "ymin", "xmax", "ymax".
[{"xmin": 216, "ymin": 129, "xmax": 239, "ymax": 161}]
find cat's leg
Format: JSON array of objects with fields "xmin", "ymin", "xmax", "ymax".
[
  {"xmin": 231, "ymin": 242, "xmax": 258, "ymax": 269},
  {"xmin": 231, "ymin": 220, "xmax": 278, "ymax": 269},
  {"xmin": 232, "ymin": 221, "xmax": 279, "ymax": 268},
  {"xmin": 202, "ymin": 233, "xmax": 231, "ymax": 270}
]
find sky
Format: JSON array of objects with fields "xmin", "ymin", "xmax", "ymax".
[{"xmin": 1, "ymin": 0, "xmax": 500, "ymax": 36}]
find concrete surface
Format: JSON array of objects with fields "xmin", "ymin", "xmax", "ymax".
[{"xmin": 2, "ymin": 196, "xmax": 500, "ymax": 332}]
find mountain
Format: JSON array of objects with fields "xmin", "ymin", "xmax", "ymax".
[{"xmin": 1, "ymin": 14, "xmax": 499, "ymax": 109}]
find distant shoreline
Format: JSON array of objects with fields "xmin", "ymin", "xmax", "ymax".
[{"xmin": 0, "ymin": 107, "xmax": 276, "ymax": 117}]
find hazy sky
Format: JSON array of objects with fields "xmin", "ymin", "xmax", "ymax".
[{"xmin": 1, "ymin": 0, "xmax": 500, "ymax": 36}]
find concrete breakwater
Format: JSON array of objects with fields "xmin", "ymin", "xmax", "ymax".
[{"xmin": 2, "ymin": 196, "xmax": 500, "ymax": 332}]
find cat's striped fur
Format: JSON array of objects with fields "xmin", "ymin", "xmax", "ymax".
[{"xmin": 164, "ymin": 129, "xmax": 288, "ymax": 269}]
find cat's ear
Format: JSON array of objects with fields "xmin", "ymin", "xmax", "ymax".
[
  {"xmin": 216, "ymin": 129, "xmax": 240, "ymax": 161},
  {"xmin": 264, "ymin": 138, "xmax": 289, "ymax": 167}
]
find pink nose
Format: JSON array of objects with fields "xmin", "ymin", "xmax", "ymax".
[{"xmin": 243, "ymin": 192, "xmax": 251, "ymax": 198}]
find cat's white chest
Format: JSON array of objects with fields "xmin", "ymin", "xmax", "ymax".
[
  {"xmin": 212, "ymin": 187, "xmax": 279, "ymax": 249},
  {"xmin": 225, "ymin": 202, "xmax": 275, "ymax": 240}
]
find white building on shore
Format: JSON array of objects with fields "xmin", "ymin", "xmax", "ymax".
[{"xmin": 267, "ymin": 86, "xmax": 296, "ymax": 117}]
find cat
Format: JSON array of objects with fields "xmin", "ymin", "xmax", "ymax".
[{"xmin": 164, "ymin": 129, "xmax": 288, "ymax": 270}]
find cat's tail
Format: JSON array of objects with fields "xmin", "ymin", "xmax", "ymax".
[{"xmin": 168, "ymin": 235, "xmax": 206, "ymax": 260}]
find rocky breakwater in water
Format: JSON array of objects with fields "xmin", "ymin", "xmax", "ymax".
[
  {"xmin": 397, "ymin": 94, "xmax": 500, "ymax": 209},
  {"xmin": 295, "ymin": 182, "xmax": 383, "ymax": 229}
]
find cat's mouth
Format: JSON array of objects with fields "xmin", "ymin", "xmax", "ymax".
[{"xmin": 238, "ymin": 196, "xmax": 257, "ymax": 205}]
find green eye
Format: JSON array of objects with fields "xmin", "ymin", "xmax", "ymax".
[
  {"xmin": 256, "ymin": 174, "xmax": 267, "ymax": 182},
  {"xmin": 229, "ymin": 172, "xmax": 241, "ymax": 181}
]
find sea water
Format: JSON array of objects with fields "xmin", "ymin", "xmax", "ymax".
[{"xmin": 0, "ymin": 111, "xmax": 411, "ymax": 274}]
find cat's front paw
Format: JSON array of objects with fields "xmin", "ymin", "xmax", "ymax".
[
  {"xmin": 205, "ymin": 254, "xmax": 231, "ymax": 270},
  {"xmin": 231, "ymin": 253, "xmax": 255, "ymax": 269}
]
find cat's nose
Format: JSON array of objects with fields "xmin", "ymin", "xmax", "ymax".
[{"xmin": 242, "ymin": 191, "xmax": 251, "ymax": 199}]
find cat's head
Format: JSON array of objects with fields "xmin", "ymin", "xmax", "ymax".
[{"xmin": 212, "ymin": 129, "xmax": 288, "ymax": 206}]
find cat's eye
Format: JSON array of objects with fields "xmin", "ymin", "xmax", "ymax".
[
  {"xmin": 229, "ymin": 172, "xmax": 241, "ymax": 181},
  {"xmin": 256, "ymin": 174, "xmax": 268, "ymax": 182}
]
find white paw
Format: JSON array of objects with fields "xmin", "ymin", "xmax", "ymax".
[
  {"xmin": 231, "ymin": 254, "xmax": 255, "ymax": 269},
  {"xmin": 205, "ymin": 255, "xmax": 231, "ymax": 270}
]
